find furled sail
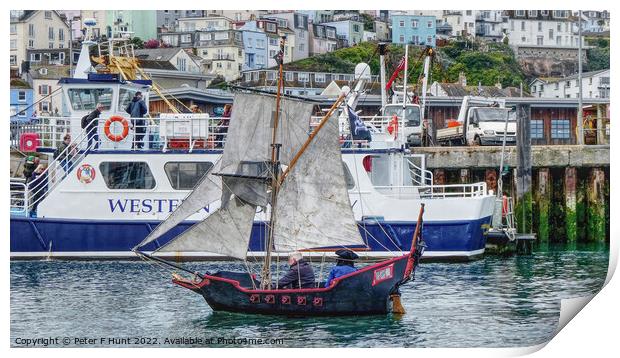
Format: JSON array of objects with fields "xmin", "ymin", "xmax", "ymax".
[
  {"xmin": 272, "ymin": 113, "xmax": 365, "ymax": 252},
  {"xmin": 217, "ymin": 93, "xmax": 313, "ymax": 207},
  {"xmin": 134, "ymin": 160, "xmax": 222, "ymax": 249},
  {"xmin": 154, "ymin": 196, "xmax": 256, "ymax": 259}
]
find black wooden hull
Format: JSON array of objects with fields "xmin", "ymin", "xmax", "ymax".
[{"xmin": 174, "ymin": 255, "xmax": 412, "ymax": 316}]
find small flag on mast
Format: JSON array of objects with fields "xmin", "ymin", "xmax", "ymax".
[{"xmin": 385, "ymin": 56, "xmax": 407, "ymax": 91}]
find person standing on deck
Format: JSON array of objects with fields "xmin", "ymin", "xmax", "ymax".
[
  {"xmin": 215, "ymin": 104, "xmax": 232, "ymax": 148},
  {"xmin": 28, "ymin": 164, "xmax": 48, "ymax": 217},
  {"xmin": 82, "ymin": 103, "xmax": 104, "ymax": 151},
  {"xmin": 326, "ymin": 249, "xmax": 358, "ymax": 287},
  {"xmin": 125, "ymin": 91, "xmax": 148, "ymax": 149},
  {"xmin": 54, "ymin": 134, "xmax": 71, "ymax": 173},
  {"xmin": 274, "ymin": 252, "xmax": 315, "ymax": 289},
  {"xmin": 22, "ymin": 156, "xmax": 37, "ymax": 183}
]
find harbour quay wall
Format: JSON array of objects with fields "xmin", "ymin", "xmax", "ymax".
[{"xmin": 418, "ymin": 145, "xmax": 610, "ymax": 245}]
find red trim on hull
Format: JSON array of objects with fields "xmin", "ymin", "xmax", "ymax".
[{"xmin": 173, "ymin": 254, "xmax": 408, "ymax": 293}]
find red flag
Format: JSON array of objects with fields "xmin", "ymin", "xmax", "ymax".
[{"xmin": 385, "ymin": 56, "xmax": 407, "ymax": 91}]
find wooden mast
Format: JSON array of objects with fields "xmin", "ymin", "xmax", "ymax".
[{"xmin": 260, "ymin": 36, "xmax": 286, "ymax": 289}]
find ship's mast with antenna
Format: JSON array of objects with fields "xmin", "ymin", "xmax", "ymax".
[{"xmin": 261, "ymin": 36, "xmax": 286, "ymax": 289}]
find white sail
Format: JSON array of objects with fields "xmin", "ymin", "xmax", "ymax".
[
  {"xmin": 218, "ymin": 93, "xmax": 313, "ymax": 207},
  {"xmin": 134, "ymin": 160, "xmax": 222, "ymax": 249},
  {"xmin": 272, "ymin": 114, "xmax": 365, "ymax": 252},
  {"xmin": 154, "ymin": 196, "xmax": 256, "ymax": 259}
]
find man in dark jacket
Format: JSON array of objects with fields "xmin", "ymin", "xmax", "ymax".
[
  {"xmin": 82, "ymin": 103, "xmax": 104, "ymax": 150},
  {"xmin": 23, "ymin": 156, "xmax": 37, "ymax": 183},
  {"xmin": 275, "ymin": 252, "xmax": 315, "ymax": 289},
  {"xmin": 125, "ymin": 91, "xmax": 148, "ymax": 149}
]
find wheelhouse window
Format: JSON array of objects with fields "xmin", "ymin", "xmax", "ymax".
[
  {"xmin": 164, "ymin": 162, "xmax": 214, "ymax": 190},
  {"xmin": 68, "ymin": 88, "xmax": 113, "ymax": 111},
  {"xmin": 100, "ymin": 162, "xmax": 156, "ymax": 190},
  {"xmin": 117, "ymin": 88, "xmax": 138, "ymax": 111},
  {"xmin": 383, "ymin": 105, "xmax": 421, "ymax": 127}
]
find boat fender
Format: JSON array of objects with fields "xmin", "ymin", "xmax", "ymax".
[
  {"xmin": 390, "ymin": 294, "xmax": 406, "ymax": 314},
  {"xmin": 104, "ymin": 115, "xmax": 130, "ymax": 142}
]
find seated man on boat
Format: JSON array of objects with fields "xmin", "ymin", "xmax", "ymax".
[
  {"xmin": 273, "ymin": 252, "xmax": 315, "ymax": 289},
  {"xmin": 326, "ymin": 249, "xmax": 359, "ymax": 287}
]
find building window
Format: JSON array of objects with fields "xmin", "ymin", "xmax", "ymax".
[
  {"xmin": 18, "ymin": 91, "xmax": 27, "ymax": 102},
  {"xmin": 551, "ymin": 119, "xmax": 570, "ymax": 139},
  {"xmin": 10, "ymin": 55, "xmax": 17, "ymax": 65},
  {"xmin": 531, "ymin": 120, "xmax": 544, "ymax": 139},
  {"xmin": 411, "ymin": 19, "xmax": 418, "ymax": 28},
  {"xmin": 49, "ymin": 27, "xmax": 55, "ymax": 40},
  {"xmin": 100, "ymin": 162, "xmax": 156, "ymax": 190},
  {"xmin": 537, "ymin": 22, "xmax": 542, "ymax": 31},
  {"xmin": 427, "ymin": 36, "xmax": 432, "ymax": 44},
  {"xmin": 427, "ymin": 20, "xmax": 433, "ymax": 28},
  {"xmin": 10, "ymin": 24, "xmax": 16, "ymax": 33},
  {"xmin": 10, "ymin": 39, "xmax": 17, "ymax": 50},
  {"xmin": 164, "ymin": 162, "xmax": 214, "ymax": 190},
  {"xmin": 29, "ymin": 24, "xmax": 35, "ymax": 37},
  {"xmin": 298, "ymin": 43, "xmax": 305, "ymax": 52},
  {"xmin": 399, "ymin": 20, "xmax": 405, "ymax": 27},
  {"xmin": 516, "ymin": 10, "xmax": 525, "ymax": 17},
  {"xmin": 314, "ymin": 73, "xmax": 325, "ymax": 83},
  {"xmin": 59, "ymin": 28, "xmax": 64, "ymax": 42},
  {"xmin": 529, "ymin": 10, "xmax": 538, "ymax": 17},
  {"xmin": 285, "ymin": 72, "xmax": 293, "ymax": 82},
  {"xmin": 30, "ymin": 53, "xmax": 42, "ymax": 62},
  {"xmin": 541, "ymin": 10, "xmax": 549, "ymax": 16},
  {"xmin": 353, "ymin": 24, "xmax": 360, "ymax": 32},
  {"xmin": 28, "ymin": 40, "xmax": 34, "ymax": 48},
  {"xmin": 176, "ymin": 57, "xmax": 187, "ymax": 71},
  {"xmin": 521, "ymin": 21, "xmax": 525, "ymax": 31},
  {"xmin": 549, "ymin": 29, "xmax": 553, "ymax": 40},
  {"xmin": 40, "ymin": 101, "xmax": 50, "ymax": 112},
  {"xmin": 537, "ymin": 36, "xmax": 543, "ymax": 45},
  {"xmin": 298, "ymin": 72, "xmax": 309, "ymax": 82},
  {"xmin": 39, "ymin": 84, "xmax": 50, "ymax": 95},
  {"xmin": 266, "ymin": 71, "xmax": 276, "ymax": 81},
  {"xmin": 44, "ymin": 11, "xmax": 52, "ymax": 19}
]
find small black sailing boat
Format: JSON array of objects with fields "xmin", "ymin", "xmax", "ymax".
[{"xmin": 134, "ymin": 39, "xmax": 425, "ymax": 316}]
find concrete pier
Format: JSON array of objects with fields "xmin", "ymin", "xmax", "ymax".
[{"xmin": 409, "ymin": 145, "xmax": 609, "ymax": 245}]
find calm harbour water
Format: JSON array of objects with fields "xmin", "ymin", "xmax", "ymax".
[{"xmin": 10, "ymin": 245, "xmax": 608, "ymax": 348}]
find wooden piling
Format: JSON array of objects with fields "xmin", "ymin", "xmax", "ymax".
[
  {"xmin": 535, "ymin": 168, "xmax": 551, "ymax": 245},
  {"xmin": 515, "ymin": 104, "xmax": 533, "ymax": 234},
  {"xmin": 564, "ymin": 167, "xmax": 578, "ymax": 244},
  {"xmin": 586, "ymin": 168, "xmax": 606, "ymax": 243}
]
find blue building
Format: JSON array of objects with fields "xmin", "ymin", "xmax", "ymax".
[
  {"xmin": 10, "ymin": 80, "xmax": 34, "ymax": 122},
  {"xmin": 391, "ymin": 15, "xmax": 437, "ymax": 47},
  {"xmin": 239, "ymin": 21, "xmax": 268, "ymax": 71}
]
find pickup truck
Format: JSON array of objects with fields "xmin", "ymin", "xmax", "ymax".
[{"xmin": 436, "ymin": 97, "xmax": 517, "ymax": 146}]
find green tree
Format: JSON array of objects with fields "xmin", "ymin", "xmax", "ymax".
[{"xmin": 129, "ymin": 37, "xmax": 144, "ymax": 49}]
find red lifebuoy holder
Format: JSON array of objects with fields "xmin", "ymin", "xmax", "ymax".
[
  {"xmin": 387, "ymin": 115, "xmax": 399, "ymax": 138},
  {"xmin": 20, "ymin": 133, "xmax": 39, "ymax": 152},
  {"xmin": 104, "ymin": 116, "xmax": 129, "ymax": 142}
]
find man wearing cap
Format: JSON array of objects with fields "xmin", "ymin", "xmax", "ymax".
[
  {"xmin": 326, "ymin": 249, "xmax": 359, "ymax": 287},
  {"xmin": 23, "ymin": 156, "xmax": 37, "ymax": 183}
]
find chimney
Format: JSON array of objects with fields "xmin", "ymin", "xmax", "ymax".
[{"xmin": 458, "ymin": 71, "xmax": 467, "ymax": 87}]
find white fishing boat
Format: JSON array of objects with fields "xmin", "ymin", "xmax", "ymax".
[{"xmin": 9, "ymin": 36, "xmax": 495, "ymax": 261}]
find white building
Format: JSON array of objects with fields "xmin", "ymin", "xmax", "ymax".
[
  {"xmin": 475, "ymin": 10, "xmax": 507, "ymax": 41},
  {"xmin": 26, "ymin": 65, "xmax": 70, "ymax": 115},
  {"xmin": 10, "ymin": 11, "xmax": 70, "ymax": 73},
  {"xmin": 530, "ymin": 69, "xmax": 610, "ymax": 99},
  {"xmin": 506, "ymin": 10, "xmax": 579, "ymax": 48},
  {"xmin": 177, "ymin": 16, "xmax": 232, "ymax": 32},
  {"xmin": 442, "ymin": 10, "xmax": 476, "ymax": 38}
]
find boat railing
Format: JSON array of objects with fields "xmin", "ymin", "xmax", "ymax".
[
  {"xmin": 10, "ymin": 179, "xmax": 28, "ymax": 215},
  {"xmin": 26, "ymin": 124, "xmax": 99, "ymax": 214},
  {"xmin": 373, "ymin": 182, "xmax": 488, "ymax": 200},
  {"xmin": 10, "ymin": 117, "xmax": 71, "ymax": 150},
  {"xmin": 311, "ymin": 115, "xmax": 405, "ymax": 149},
  {"xmin": 406, "ymin": 157, "xmax": 433, "ymax": 187},
  {"xmin": 8, "ymin": 116, "xmax": 231, "ymax": 153}
]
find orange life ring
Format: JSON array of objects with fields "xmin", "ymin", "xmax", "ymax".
[{"xmin": 104, "ymin": 116, "xmax": 130, "ymax": 142}]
